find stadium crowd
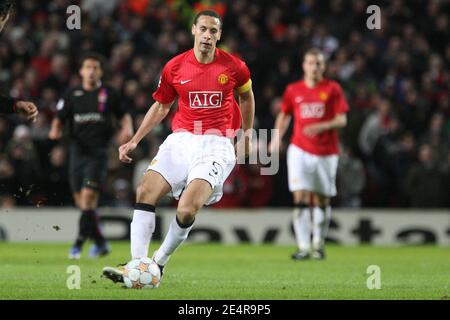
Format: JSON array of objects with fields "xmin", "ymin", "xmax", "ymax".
[{"xmin": 0, "ymin": 0, "xmax": 448, "ymax": 209}]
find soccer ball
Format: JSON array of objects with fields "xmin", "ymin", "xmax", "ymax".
[{"xmin": 122, "ymin": 257, "xmax": 161, "ymax": 289}]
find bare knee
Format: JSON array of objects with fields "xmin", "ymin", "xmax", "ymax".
[
  {"xmin": 73, "ymin": 193, "xmax": 81, "ymax": 208},
  {"xmin": 136, "ymin": 182, "xmax": 152, "ymax": 202},
  {"xmin": 136, "ymin": 176, "xmax": 162, "ymax": 204},
  {"xmin": 176, "ymin": 203, "xmax": 200, "ymax": 225},
  {"xmin": 80, "ymin": 188, "xmax": 99, "ymax": 210},
  {"xmin": 293, "ymin": 190, "xmax": 311, "ymax": 205},
  {"xmin": 314, "ymin": 194, "xmax": 330, "ymax": 207},
  {"xmin": 136, "ymin": 171, "xmax": 170, "ymax": 204}
]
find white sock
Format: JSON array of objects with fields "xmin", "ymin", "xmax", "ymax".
[
  {"xmin": 292, "ymin": 205, "xmax": 311, "ymax": 252},
  {"xmin": 312, "ymin": 206, "xmax": 331, "ymax": 251},
  {"xmin": 130, "ymin": 209, "xmax": 155, "ymax": 259},
  {"xmin": 153, "ymin": 217, "xmax": 193, "ymax": 266}
]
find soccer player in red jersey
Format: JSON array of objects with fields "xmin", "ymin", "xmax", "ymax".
[
  {"xmin": 271, "ymin": 48, "xmax": 349, "ymax": 260},
  {"xmin": 103, "ymin": 10, "xmax": 254, "ymax": 284}
]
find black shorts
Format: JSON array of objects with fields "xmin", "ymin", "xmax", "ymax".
[{"xmin": 69, "ymin": 144, "xmax": 108, "ymax": 193}]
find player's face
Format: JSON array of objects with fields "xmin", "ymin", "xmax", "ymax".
[
  {"xmin": 192, "ymin": 15, "xmax": 222, "ymax": 54},
  {"xmin": 79, "ymin": 59, "xmax": 103, "ymax": 84},
  {"xmin": 303, "ymin": 53, "xmax": 326, "ymax": 81}
]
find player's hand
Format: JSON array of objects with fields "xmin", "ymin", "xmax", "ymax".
[
  {"xmin": 268, "ymin": 139, "xmax": 280, "ymax": 155},
  {"xmin": 48, "ymin": 127, "xmax": 62, "ymax": 140},
  {"xmin": 14, "ymin": 101, "xmax": 38, "ymax": 122},
  {"xmin": 235, "ymin": 135, "xmax": 252, "ymax": 161},
  {"xmin": 303, "ymin": 123, "xmax": 328, "ymax": 137},
  {"xmin": 119, "ymin": 141, "xmax": 137, "ymax": 163},
  {"xmin": 117, "ymin": 129, "xmax": 133, "ymax": 146}
]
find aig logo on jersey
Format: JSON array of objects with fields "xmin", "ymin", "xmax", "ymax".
[
  {"xmin": 189, "ymin": 91, "xmax": 223, "ymax": 108},
  {"xmin": 300, "ymin": 102, "xmax": 325, "ymax": 119}
]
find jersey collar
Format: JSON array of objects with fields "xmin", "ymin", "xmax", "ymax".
[{"xmin": 189, "ymin": 48, "xmax": 219, "ymax": 65}]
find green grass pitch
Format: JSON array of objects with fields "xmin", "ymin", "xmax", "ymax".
[{"xmin": 0, "ymin": 242, "xmax": 449, "ymax": 300}]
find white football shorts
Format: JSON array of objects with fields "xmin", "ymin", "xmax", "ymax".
[
  {"xmin": 146, "ymin": 132, "xmax": 236, "ymax": 205},
  {"xmin": 287, "ymin": 144, "xmax": 339, "ymax": 197}
]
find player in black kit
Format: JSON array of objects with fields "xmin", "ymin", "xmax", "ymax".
[{"xmin": 49, "ymin": 53, "xmax": 133, "ymax": 259}]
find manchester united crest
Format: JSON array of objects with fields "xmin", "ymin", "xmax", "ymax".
[
  {"xmin": 218, "ymin": 73, "xmax": 229, "ymax": 85},
  {"xmin": 319, "ymin": 91, "xmax": 328, "ymax": 101}
]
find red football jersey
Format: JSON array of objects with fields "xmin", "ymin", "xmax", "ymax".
[
  {"xmin": 281, "ymin": 79, "xmax": 349, "ymax": 155},
  {"xmin": 152, "ymin": 48, "xmax": 251, "ymax": 137}
]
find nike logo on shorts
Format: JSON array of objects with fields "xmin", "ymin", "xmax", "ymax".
[{"xmin": 180, "ymin": 80, "xmax": 192, "ymax": 84}]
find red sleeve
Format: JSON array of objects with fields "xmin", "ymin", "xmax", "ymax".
[
  {"xmin": 234, "ymin": 59, "xmax": 251, "ymax": 89},
  {"xmin": 280, "ymin": 85, "xmax": 294, "ymax": 114},
  {"xmin": 332, "ymin": 83, "xmax": 349, "ymax": 114},
  {"xmin": 152, "ymin": 63, "xmax": 177, "ymax": 104}
]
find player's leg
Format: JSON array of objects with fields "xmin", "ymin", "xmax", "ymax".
[
  {"xmin": 291, "ymin": 190, "xmax": 312, "ymax": 260},
  {"xmin": 310, "ymin": 154, "xmax": 339, "ymax": 260},
  {"xmin": 130, "ymin": 169, "xmax": 171, "ymax": 260},
  {"xmin": 287, "ymin": 144, "xmax": 314, "ymax": 260},
  {"xmin": 68, "ymin": 146, "xmax": 88, "ymax": 259},
  {"xmin": 81, "ymin": 152, "xmax": 111, "ymax": 257},
  {"xmin": 69, "ymin": 192, "xmax": 84, "ymax": 259},
  {"xmin": 73, "ymin": 192, "xmax": 81, "ymax": 207},
  {"xmin": 78, "ymin": 186, "xmax": 110, "ymax": 257},
  {"xmin": 129, "ymin": 133, "xmax": 192, "ymax": 261},
  {"xmin": 311, "ymin": 193, "xmax": 331, "ymax": 260},
  {"xmin": 153, "ymin": 134, "xmax": 236, "ymax": 269},
  {"xmin": 102, "ymin": 170, "xmax": 171, "ymax": 283},
  {"xmin": 153, "ymin": 178, "xmax": 213, "ymax": 267},
  {"xmin": 73, "ymin": 188, "xmax": 99, "ymax": 255}
]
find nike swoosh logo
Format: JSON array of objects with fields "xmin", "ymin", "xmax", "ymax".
[{"xmin": 180, "ymin": 80, "xmax": 192, "ymax": 84}]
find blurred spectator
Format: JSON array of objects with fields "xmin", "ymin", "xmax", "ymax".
[
  {"xmin": 109, "ymin": 178, "xmax": 133, "ymax": 207},
  {"xmin": 243, "ymin": 162, "xmax": 274, "ymax": 207},
  {"xmin": 337, "ymin": 145, "xmax": 366, "ymax": 208},
  {"xmin": 419, "ymin": 113, "xmax": 449, "ymax": 159},
  {"xmin": 358, "ymin": 97, "xmax": 399, "ymax": 157},
  {"xmin": 0, "ymin": 155, "xmax": 16, "ymax": 200},
  {"xmin": 405, "ymin": 144, "xmax": 449, "ymax": 207},
  {"xmin": 5, "ymin": 125, "xmax": 42, "ymax": 205},
  {"xmin": 44, "ymin": 144, "xmax": 71, "ymax": 206}
]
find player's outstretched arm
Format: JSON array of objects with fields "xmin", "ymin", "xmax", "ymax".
[
  {"xmin": 14, "ymin": 100, "xmax": 39, "ymax": 122},
  {"xmin": 0, "ymin": 95, "xmax": 39, "ymax": 122},
  {"xmin": 117, "ymin": 113, "xmax": 134, "ymax": 146},
  {"xmin": 48, "ymin": 117, "xmax": 63, "ymax": 140},
  {"xmin": 238, "ymin": 87, "xmax": 255, "ymax": 159},
  {"xmin": 270, "ymin": 111, "xmax": 291, "ymax": 154},
  {"xmin": 118, "ymin": 100, "xmax": 173, "ymax": 163}
]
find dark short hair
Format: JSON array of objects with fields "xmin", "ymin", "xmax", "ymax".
[
  {"xmin": 193, "ymin": 10, "xmax": 223, "ymax": 29},
  {"xmin": 79, "ymin": 52, "xmax": 107, "ymax": 71},
  {"xmin": 0, "ymin": 0, "xmax": 14, "ymax": 18}
]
